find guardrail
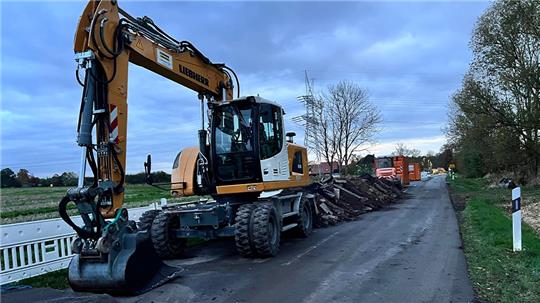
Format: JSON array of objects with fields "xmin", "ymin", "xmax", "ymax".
[{"xmin": 0, "ymin": 204, "xmax": 160, "ymax": 285}]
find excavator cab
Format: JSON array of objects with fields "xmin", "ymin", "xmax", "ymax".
[
  {"xmin": 211, "ymin": 97, "xmax": 287, "ymax": 186},
  {"xmin": 212, "ymin": 99, "xmax": 260, "ymax": 184}
]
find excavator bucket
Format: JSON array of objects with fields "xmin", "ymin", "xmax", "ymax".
[{"xmin": 68, "ymin": 231, "xmax": 182, "ymax": 295}]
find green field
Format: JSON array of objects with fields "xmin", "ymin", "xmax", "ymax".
[
  {"xmin": 448, "ymin": 177, "xmax": 540, "ymax": 303},
  {"xmin": 0, "ymin": 184, "xmax": 195, "ymax": 224}
]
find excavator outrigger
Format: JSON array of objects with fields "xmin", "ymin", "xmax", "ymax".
[{"xmin": 61, "ymin": 0, "xmax": 313, "ymax": 295}]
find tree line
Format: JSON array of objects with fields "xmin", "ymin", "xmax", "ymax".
[
  {"xmin": 446, "ymin": 0, "xmax": 540, "ymax": 180},
  {"xmin": 0, "ymin": 168, "xmax": 171, "ymax": 188}
]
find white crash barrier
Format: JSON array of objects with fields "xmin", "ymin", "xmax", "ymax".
[{"xmin": 0, "ymin": 204, "xmax": 159, "ymax": 285}]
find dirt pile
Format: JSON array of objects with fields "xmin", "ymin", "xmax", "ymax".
[{"xmin": 304, "ymin": 174, "xmax": 403, "ymax": 227}]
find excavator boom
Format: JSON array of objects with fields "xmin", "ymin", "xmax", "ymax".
[
  {"xmin": 73, "ymin": 0, "xmax": 235, "ymax": 217},
  {"xmin": 60, "ymin": 0, "xmax": 236, "ymax": 294}
]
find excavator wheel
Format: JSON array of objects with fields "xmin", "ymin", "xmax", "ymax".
[
  {"xmin": 234, "ymin": 204, "xmax": 256, "ymax": 257},
  {"xmin": 294, "ymin": 197, "xmax": 313, "ymax": 238},
  {"xmin": 252, "ymin": 203, "xmax": 281, "ymax": 257},
  {"xmin": 138, "ymin": 209, "xmax": 160, "ymax": 231},
  {"xmin": 151, "ymin": 212, "xmax": 186, "ymax": 259}
]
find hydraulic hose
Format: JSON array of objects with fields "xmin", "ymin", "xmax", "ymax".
[
  {"xmin": 58, "ymin": 196, "xmax": 100, "ymax": 240},
  {"xmin": 90, "ymin": 10, "xmax": 114, "ymax": 60},
  {"xmin": 111, "ymin": 146, "xmax": 125, "ymax": 193},
  {"xmin": 87, "ymin": 54, "xmax": 117, "ymax": 85},
  {"xmin": 87, "ymin": 148, "xmax": 98, "ymax": 188},
  {"xmin": 223, "ymin": 66, "xmax": 240, "ymax": 98},
  {"xmin": 75, "ymin": 69, "xmax": 85, "ymax": 87},
  {"xmin": 99, "ymin": 18, "xmax": 123, "ymax": 58}
]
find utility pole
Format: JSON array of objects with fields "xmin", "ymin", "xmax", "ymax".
[{"xmin": 294, "ymin": 70, "xmax": 322, "ymax": 176}]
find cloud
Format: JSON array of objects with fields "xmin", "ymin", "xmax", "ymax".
[
  {"xmin": 1, "ymin": 1, "xmax": 489, "ymax": 176},
  {"xmin": 363, "ymin": 32, "xmax": 419, "ymax": 56},
  {"xmin": 358, "ymin": 135, "xmax": 447, "ymax": 157}
]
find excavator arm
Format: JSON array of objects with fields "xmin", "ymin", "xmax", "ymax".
[
  {"xmin": 72, "ymin": 0, "xmax": 236, "ymax": 218},
  {"xmin": 59, "ymin": 0, "xmax": 237, "ymax": 294}
]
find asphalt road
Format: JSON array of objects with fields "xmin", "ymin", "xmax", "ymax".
[{"xmin": 3, "ymin": 175, "xmax": 474, "ymax": 303}]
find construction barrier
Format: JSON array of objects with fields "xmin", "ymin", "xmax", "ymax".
[{"xmin": 0, "ymin": 204, "xmax": 160, "ymax": 285}]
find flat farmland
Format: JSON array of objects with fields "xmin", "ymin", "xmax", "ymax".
[{"xmin": 0, "ymin": 185, "xmax": 192, "ymax": 224}]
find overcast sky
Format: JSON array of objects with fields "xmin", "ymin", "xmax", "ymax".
[{"xmin": 1, "ymin": 0, "xmax": 490, "ymax": 177}]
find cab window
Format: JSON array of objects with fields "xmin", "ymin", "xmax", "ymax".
[
  {"xmin": 259, "ymin": 104, "xmax": 283, "ymax": 160},
  {"xmin": 172, "ymin": 152, "xmax": 181, "ymax": 169},
  {"xmin": 292, "ymin": 151, "xmax": 303, "ymax": 174}
]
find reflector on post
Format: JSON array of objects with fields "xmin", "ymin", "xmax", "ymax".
[{"xmin": 512, "ymin": 187, "xmax": 522, "ymax": 252}]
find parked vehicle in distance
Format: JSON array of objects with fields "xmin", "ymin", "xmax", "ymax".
[{"xmin": 374, "ymin": 156, "xmax": 409, "ymax": 187}]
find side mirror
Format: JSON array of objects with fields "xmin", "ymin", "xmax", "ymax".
[{"xmin": 144, "ymin": 154, "xmax": 153, "ymax": 185}]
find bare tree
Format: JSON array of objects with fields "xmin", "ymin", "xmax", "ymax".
[
  {"xmin": 411, "ymin": 149, "xmax": 421, "ymax": 157},
  {"xmin": 392, "ymin": 143, "xmax": 421, "ymax": 157},
  {"xmin": 303, "ymin": 81, "xmax": 381, "ymax": 175}
]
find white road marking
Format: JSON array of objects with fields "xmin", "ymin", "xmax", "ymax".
[
  {"xmin": 281, "ymin": 231, "xmax": 340, "ymax": 266},
  {"xmin": 251, "ymin": 258, "xmax": 270, "ymax": 264},
  {"xmin": 170, "ymin": 255, "xmax": 219, "ymax": 266}
]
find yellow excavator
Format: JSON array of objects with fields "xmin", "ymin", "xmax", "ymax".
[{"xmin": 60, "ymin": 0, "xmax": 313, "ymax": 295}]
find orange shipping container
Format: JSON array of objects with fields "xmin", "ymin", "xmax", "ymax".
[
  {"xmin": 393, "ymin": 156, "xmax": 410, "ymax": 187},
  {"xmin": 408, "ymin": 163, "xmax": 421, "ymax": 181}
]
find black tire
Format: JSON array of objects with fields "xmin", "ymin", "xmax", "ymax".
[
  {"xmin": 151, "ymin": 212, "xmax": 186, "ymax": 259},
  {"xmin": 234, "ymin": 204, "xmax": 256, "ymax": 257},
  {"xmin": 294, "ymin": 197, "xmax": 313, "ymax": 237},
  {"xmin": 393, "ymin": 179, "xmax": 403, "ymax": 190},
  {"xmin": 137, "ymin": 210, "xmax": 160, "ymax": 231},
  {"xmin": 252, "ymin": 204, "xmax": 281, "ymax": 257}
]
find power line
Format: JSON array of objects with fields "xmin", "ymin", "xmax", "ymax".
[{"xmin": 303, "ymin": 68, "xmax": 466, "ymax": 77}]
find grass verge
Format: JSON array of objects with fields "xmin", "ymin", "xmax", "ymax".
[
  {"xmin": 12, "ymin": 269, "xmax": 69, "ymax": 290},
  {"xmin": 449, "ymin": 177, "xmax": 540, "ymax": 303}
]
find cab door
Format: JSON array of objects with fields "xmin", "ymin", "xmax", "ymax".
[
  {"xmin": 258, "ymin": 103, "xmax": 290, "ymax": 182},
  {"xmin": 212, "ymin": 101, "xmax": 261, "ymax": 185}
]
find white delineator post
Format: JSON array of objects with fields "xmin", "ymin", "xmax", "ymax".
[{"xmin": 512, "ymin": 187, "xmax": 522, "ymax": 252}]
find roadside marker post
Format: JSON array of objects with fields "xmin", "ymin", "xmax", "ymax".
[{"xmin": 512, "ymin": 187, "xmax": 522, "ymax": 252}]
